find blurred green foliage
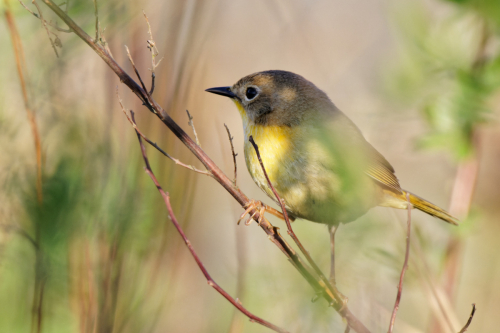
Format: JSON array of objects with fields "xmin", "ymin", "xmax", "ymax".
[
  {"xmin": 386, "ymin": 0, "xmax": 500, "ymax": 159},
  {"xmin": 2, "ymin": 0, "xmax": 500, "ymax": 332}
]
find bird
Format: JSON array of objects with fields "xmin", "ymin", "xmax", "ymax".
[{"xmin": 206, "ymin": 70, "xmax": 458, "ymax": 283}]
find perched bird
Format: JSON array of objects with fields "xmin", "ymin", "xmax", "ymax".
[{"xmin": 206, "ymin": 70, "xmax": 458, "ymax": 277}]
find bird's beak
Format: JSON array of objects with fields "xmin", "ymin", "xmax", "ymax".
[{"xmin": 205, "ymin": 86, "xmax": 237, "ymax": 99}]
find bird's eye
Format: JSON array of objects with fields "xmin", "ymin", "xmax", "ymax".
[{"xmin": 245, "ymin": 87, "xmax": 258, "ymax": 100}]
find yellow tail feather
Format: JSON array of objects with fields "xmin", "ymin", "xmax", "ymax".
[{"xmin": 405, "ymin": 191, "xmax": 459, "ymax": 226}]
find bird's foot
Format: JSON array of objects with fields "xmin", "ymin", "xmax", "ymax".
[{"xmin": 238, "ymin": 200, "xmax": 267, "ymax": 226}]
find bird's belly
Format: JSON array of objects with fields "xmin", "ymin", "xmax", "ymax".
[{"xmin": 244, "ymin": 125, "xmax": 378, "ymax": 224}]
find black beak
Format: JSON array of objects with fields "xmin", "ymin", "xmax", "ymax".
[{"xmin": 205, "ymin": 86, "xmax": 237, "ymax": 99}]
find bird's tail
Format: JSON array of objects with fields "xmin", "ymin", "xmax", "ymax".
[{"xmin": 404, "ymin": 191, "xmax": 459, "ymax": 226}]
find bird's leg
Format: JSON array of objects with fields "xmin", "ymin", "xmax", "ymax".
[
  {"xmin": 327, "ymin": 224, "xmax": 349, "ymax": 309},
  {"xmin": 329, "ymin": 224, "xmax": 338, "ymax": 287},
  {"xmin": 238, "ymin": 199, "xmax": 295, "ymax": 226}
]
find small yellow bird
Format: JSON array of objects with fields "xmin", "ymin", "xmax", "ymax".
[{"xmin": 206, "ymin": 70, "xmax": 458, "ymax": 231}]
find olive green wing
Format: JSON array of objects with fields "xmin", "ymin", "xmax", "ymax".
[{"xmin": 364, "ymin": 143, "xmax": 403, "ymax": 194}]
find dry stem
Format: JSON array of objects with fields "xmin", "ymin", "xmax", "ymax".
[
  {"xmin": 387, "ymin": 193, "xmax": 412, "ymax": 333},
  {"xmin": 457, "ymin": 304, "xmax": 476, "ymax": 333},
  {"xmin": 186, "ymin": 110, "xmax": 201, "ymax": 147},
  {"xmin": 34, "ymin": 2, "xmax": 371, "ymax": 331},
  {"xmin": 224, "ymin": 124, "xmax": 237, "ymax": 186},
  {"xmin": 131, "ymin": 112, "xmax": 288, "ymax": 333},
  {"xmin": 117, "ymin": 94, "xmax": 212, "ymax": 177},
  {"xmin": 5, "ymin": 0, "xmax": 43, "ymax": 203},
  {"xmin": 248, "ymin": 136, "xmax": 348, "ymax": 309}
]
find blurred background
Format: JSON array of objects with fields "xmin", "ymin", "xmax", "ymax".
[{"xmin": 1, "ymin": 0, "xmax": 499, "ymax": 332}]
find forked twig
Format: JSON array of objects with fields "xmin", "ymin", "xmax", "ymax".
[
  {"xmin": 118, "ymin": 95, "xmax": 212, "ymax": 177},
  {"xmin": 131, "ymin": 112, "xmax": 288, "ymax": 333},
  {"xmin": 224, "ymin": 124, "xmax": 237, "ymax": 186},
  {"xmin": 143, "ymin": 11, "xmax": 163, "ymax": 96},
  {"xmin": 31, "ymin": 0, "xmax": 61, "ymax": 57},
  {"xmin": 33, "ymin": 2, "xmax": 371, "ymax": 331},
  {"xmin": 18, "ymin": 0, "xmax": 71, "ymax": 32},
  {"xmin": 458, "ymin": 304, "xmax": 476, "ymax": 333},
  {"xmin": 248, "ymin": 136, "xmax": 347, "ymax": 310},
  {"xmin": 387, "ymin": 193, "xmax": 412, "ymax": 333},
  {"xmin": 125, "ymin": 46, "xmax": 150, "ymax": 102}
]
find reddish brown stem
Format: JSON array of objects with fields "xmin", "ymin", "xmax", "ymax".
[
  {"xmin": 5, "ymin": 0, "xmax": 43, "ymax": 203},
  {"xmin": 131, "ymin": 112, "xmax": 288, "ymax": 333},
  {"xmin": 224, "ymin": 124, "xmax": 237, "ymax": 186},
  {"xmin": 248, "ymin": 136, "xmax": 347, "ymax": 307},
  {"xmin": 35, "ymin": 2, "xmax": 370, "ymax": 331},
  {"xmin": 387, "ymin": 193, "xmax": 412, "ymax": 333}
]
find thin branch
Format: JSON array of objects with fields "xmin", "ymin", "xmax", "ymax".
[
  {"xmin": 92, "ymin": 0, "xmax": 100, "ymax": 42},
  {"xmin": 186, "ymin": 110, "xmax": 201, "ymax": 147},
  {"xmin": 388, "ymin": 193, "xmax": 412, "ymax": 333},
  {"xmin": 34, "ymin": 3, "xmax": 371, "ymax": 331},
  {"xmin": 149, "ymin": 72, "xmax": 156, "ymax": 96},
  {"xmin": 143, "ymin": 11, "xmax": 162, "ymax": 95},
  {"xmin": 131, "ymin": 112, "xmax": 288, "ymax": 333},
  {"xmin": 458, "ymin": 304, "xmax": 476, "ymax": 333},
  {"xmin": 117, "ymin": 93, "xmax": 212, "ymax": 177},
  {"xmin": 31, "ymin": 0, "xmax": 60, "ymax": 57},
  {"xmin": 5, "ymin": 0, "xmax": 43, "ymax": 204},
  {"xmin": 143, "ymin": 11, "xmax": 163, "ymax": 72},
  {"xmin": 18, "ymin": 0, "xmax": 71, "ymax": 32},
  {"xmin": 224, "ymin": 124, "xmax": 237, "ymax": 186},
  {"xmin": 248, "ymin": 136, "xmax": 348, "ymax": 310},
  {"xmin": 125, "ymin": 46, "xmax": 150, "ymax": 102}
]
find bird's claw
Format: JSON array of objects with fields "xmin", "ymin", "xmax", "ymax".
[{"xmin": 238, "ymin": 200, "xmax": 267, "ymax": 226}]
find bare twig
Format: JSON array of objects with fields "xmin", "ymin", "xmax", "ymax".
[
  {"xmin": 224, "ymin": 124, "xmax": 237, "ymax": 186},
  {"xmin": 131, "ymin": 112, "xmax": 288, "ymax": 333},
  {"xmin": 388, "ymin": 193, "xmax": 412, "ymax": 333},
  {"xmin": 143, "ymin": 11, "xmax": 163, "ymax": 72},
  {"xmin": 18, "ymin": 0, "xmax": 71, "ymax": 32},
  {"xmin": 143, "ymin": 11, "xmax": 162, "ymax": 96},
  {"xmin": 33, "ymin": 3, "xmax": 371, "ymax": 331},
  {"xmin": 117, "ymin": 93, "xmax": 212, "ymax": 177},
  {"xmin": 329, "ymin": 225, "xmax": 338, "ymax": 286},
  {"xmin": 458, "ymin": 304, "xmax": 476, "ymax": 333},
  {"xmin": 92, "ymin": 0, "xmax": 100, "ymax": 42},
  {"xmin": 186, "ymin": 110, "xmax": 201, "ymax": 147},
  {"xmin": 248, "ymin": 136, "xmax": 348, "ymax": 310},
  {"xmin": 5, "ymin": 0, "xmax": 43, "ymax": 203},
  {"xmin": 149, "ymin": 72, "xmax": 156, "ymax": 96},
  {"xmin": 32, "ymin": 0, "xmax": 60, "ymax": 57},
  {"xmin": 125, "ymin": 46, "xmax": 150, "ymax": 101}
]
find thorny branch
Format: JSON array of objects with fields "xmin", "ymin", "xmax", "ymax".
[
  {"xmin": 224, "ymin": 124, "xmax": 237, "ymax": 186},
  {"xmin": 34, "ymin": 1, "xmax": 371, "ymax": 331},
  {"xmin": 387, "ymin": 193, "xmax": 412, "ymax": 333},
  {"xmin": 131, "ymin": 111, "xmax": 288, "ymax": 333}
]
